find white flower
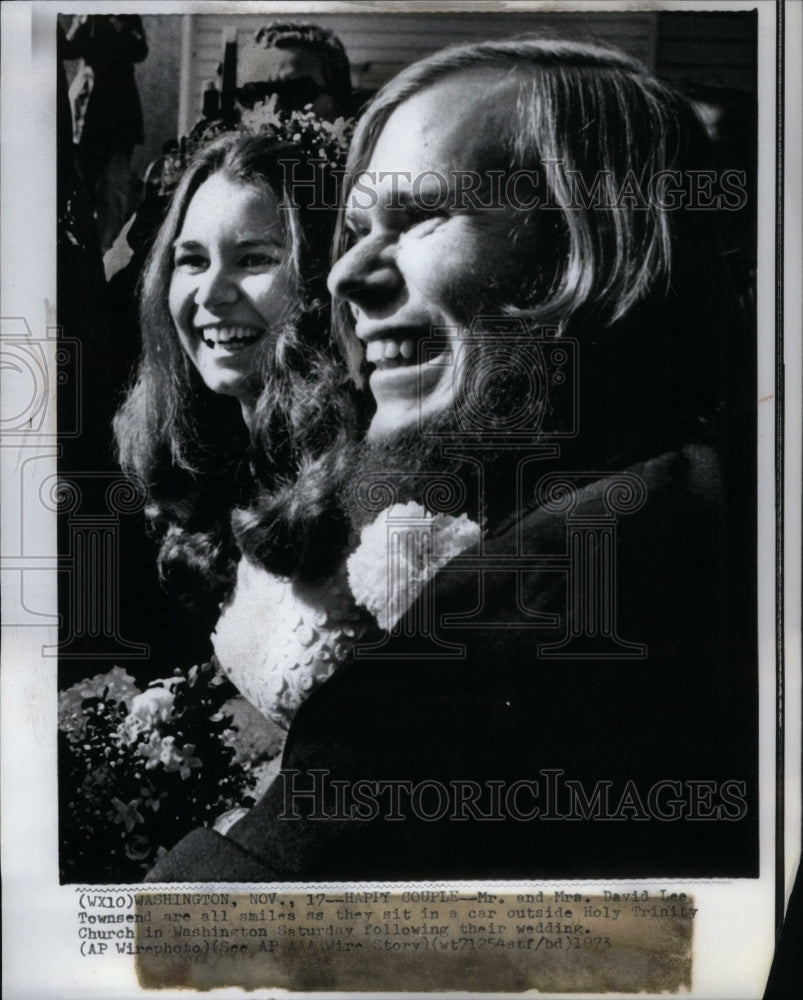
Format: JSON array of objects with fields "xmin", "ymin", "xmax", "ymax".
[
  {"xmin": 111, "ymin": 796, "xmax": 145, "ymax": 833},
  {"xmin": 120, "ymin": 714, "xmax": 146, "ymax": 747},
  {"xmin": 155, "ymin": 736, "xmax": 201, "ymax": 779},
  {"xmin": 324, "ymin": 116, "xmax": 353, "ymax": 147},
  {"xmin": 347, "ymin": 502, "xmax": 482, "ymax": 631},
  {"xmin": 58, "ymin": 666, "xmax": 139, "ymax": 733},
  {"xmin": 137, "ymin": 731, "xmax": 166, "ymax": 768},
  {"xmin": 129, "ymin": 685, "xmax": 175, "ymax": 728}
]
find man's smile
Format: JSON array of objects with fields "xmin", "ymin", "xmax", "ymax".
[{"xmin": 365, "ymin": 336, "xmax": 417, "ymax": 364}]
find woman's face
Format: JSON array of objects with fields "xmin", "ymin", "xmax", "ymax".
[{"xmin": 169, "ymin": 173, "xmax": 295, "ymax": 416}]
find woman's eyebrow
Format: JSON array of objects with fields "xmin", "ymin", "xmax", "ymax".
[
  {"xmin": 234, "ymin": 236, "xmax": 284, "ymax": 248},
  {"xmin": 172, "ymin": 236, "xmax": 284, "ymax": 250}
]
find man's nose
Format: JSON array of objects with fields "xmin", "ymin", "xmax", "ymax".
[
  {"xmin": 327, "ymin": 237, "xmax": 402, "ymax": 317},
  {"xmin": 196, "ymin": 264, "xmax": 238, "ymax": 310}
]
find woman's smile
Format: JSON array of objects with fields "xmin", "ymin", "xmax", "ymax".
[
  {"xmin": 198, "ymin": 324, "xmax": 267, "ymax": 350},
  {"xmin": 168, "ymin": 173, "xmax": 295, "ymax": 412}
]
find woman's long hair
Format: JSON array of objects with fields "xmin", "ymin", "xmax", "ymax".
[{"xmin": 115, "ymin": 134, "xmax": 360, "ymax": 610}]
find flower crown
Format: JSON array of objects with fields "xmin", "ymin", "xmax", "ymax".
[{"xmin": 158, "ymin": 98, "xmax": 354, "ymax": 196}]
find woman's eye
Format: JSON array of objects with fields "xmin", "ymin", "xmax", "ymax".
[
  {"xmin": 239, "ymin": 252, "xmax": 281, "ymax": 269},
  {"xmin": 174, "ymin": 253, "xmax": 208, "ymax": 271}
]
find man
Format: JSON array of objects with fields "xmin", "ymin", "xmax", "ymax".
[
  {"xmin": 237, "ymin": 21, "xmax": 354, "ymax": 119},
  {"xmin": 148, "ymin": 37, "xmax": 756, "ymax": 883}
]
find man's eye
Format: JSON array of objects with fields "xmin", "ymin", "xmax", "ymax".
[
  {"xmin": 343, "ymin": 229, "xmax": 362, "ymax": 251},
  {"xmin": 405, "ymin": 209, "xmax": 448, "ymax": 236},
  {"xmin": 345, "ymin": 216, "xmax": 371, "ymax": 241}
]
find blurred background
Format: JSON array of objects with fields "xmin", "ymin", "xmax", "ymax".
[{"xmin": 62, "ymin": 9, "xmax": 757, "ymax": 186}]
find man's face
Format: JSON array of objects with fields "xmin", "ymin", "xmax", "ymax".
[
  {"xmin": 238, "ymin": 45, "xmax": 341, "ymax": 118},
  {"xmin": 328, "ymin": 71, "xmax": 540, "ymax": 440}
]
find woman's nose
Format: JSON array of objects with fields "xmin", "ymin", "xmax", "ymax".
[
  {"xmin": 196, "ymin": 264, "xmax": 239, "ymax": 310},
  {"xmin": 327, "ymin": 237, "xmax": 402, "ymax": 313}
]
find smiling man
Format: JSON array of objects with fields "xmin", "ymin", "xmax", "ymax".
[
  {"xmin": 328, "ymin": 69, "xmax": 543, "ymax": 439},
  {"xmin": 147, "ymin": 37, "xmax": 757, "ymax": 884}
]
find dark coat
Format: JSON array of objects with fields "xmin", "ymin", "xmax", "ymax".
[{"xmin": 147, "ymin": 443, "xmax": 757, "ymax": 882}]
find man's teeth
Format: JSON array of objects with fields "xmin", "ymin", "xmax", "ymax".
[
  {"xmin": 201, "ymin": 326, "xmax": 263, "ymax": 348},
  {"xmin": 365, "ymin": 338, "xmax": 417, "ymax": 363}
]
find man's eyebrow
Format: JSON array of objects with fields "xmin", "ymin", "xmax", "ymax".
[
  {"xmin": 398, "ymin": 175, "xmax": 502, "ymax": 211},
  {"xmin": 344, "ymin": 205, "xmax": 369, "ymax": 222},
  {"xmin": 345, "ymin": 176, "xmax": 481, "ymax": 217},
  {"xmin": 395, "ymin": 183, "xmax": 458, "ymax": 211}
]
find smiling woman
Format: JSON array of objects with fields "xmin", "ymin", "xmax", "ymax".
[
  {"xmin": 168, "ymin": 174, "xmax": 294, "ymax": 423},
  {"xmin": 114, "ymin": 133, "xmax": 358, "ymax": 614},
  {"xmin": 57, "ymin": 129, "xmax": 370, "ymax": 881}
]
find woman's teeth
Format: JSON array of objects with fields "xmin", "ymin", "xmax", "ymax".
[
  {"xmin": 201, "ymin": 326, "xmax": 263, "ymax": 349},
  {"xmin": 365, "ymin": 338, "xmax": 417, "ymax": 364}
]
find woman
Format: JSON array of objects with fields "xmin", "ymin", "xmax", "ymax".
[{"xmin": 115, "ymin": 133, "xmax": 367, "ymax": 730}]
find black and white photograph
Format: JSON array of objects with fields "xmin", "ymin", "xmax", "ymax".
[{"xmin": 1, "ymin": 1, "xmax": 800, "ymax": 997}]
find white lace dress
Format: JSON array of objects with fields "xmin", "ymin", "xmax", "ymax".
[
  {"xmin": 210, "ymin": 510, "xmax": 480, "ymax": 834},
  {"xmin": 212, "ymin": 557, "xmax": 370, "ymax": 731}
]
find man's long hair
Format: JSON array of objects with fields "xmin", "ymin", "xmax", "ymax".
[
  {"xmin": 332, "ymin": 36, "xmax": 751, "ymax": 464},
  {"xmin": 114, "ymin": 134, "xmax": 360, "ymax": 611}
]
